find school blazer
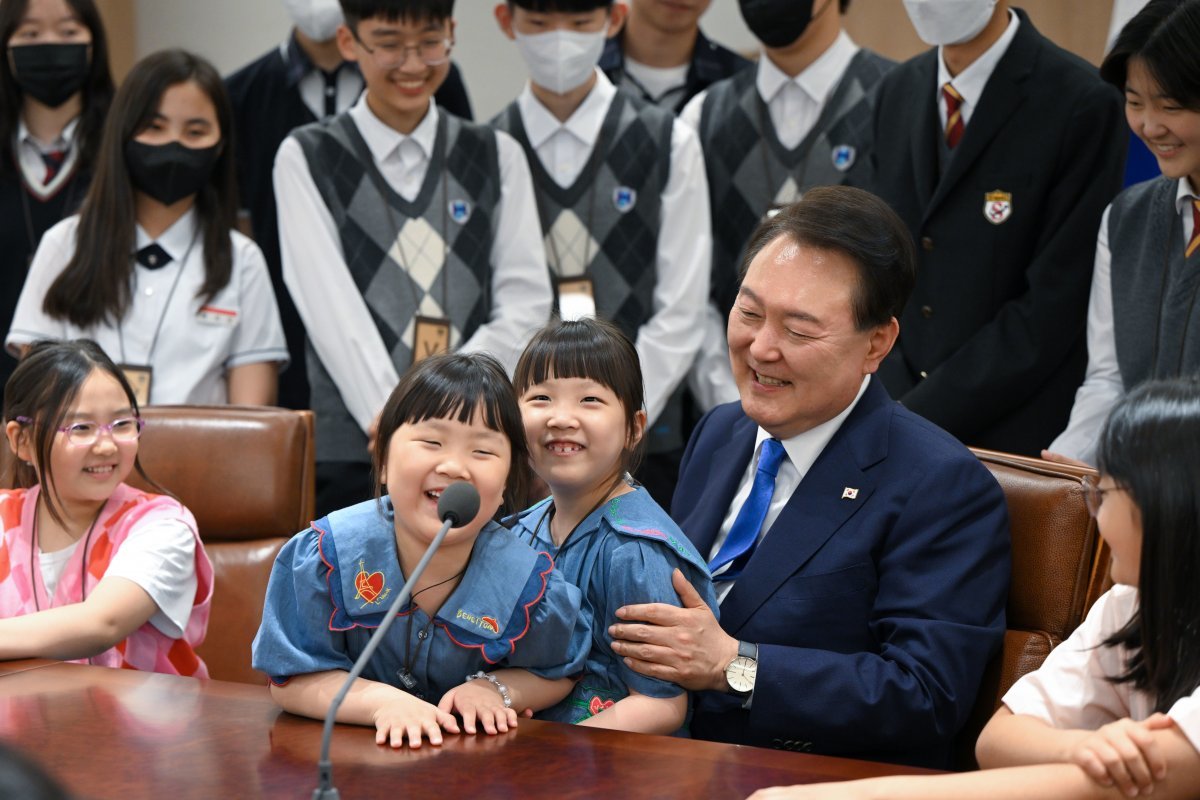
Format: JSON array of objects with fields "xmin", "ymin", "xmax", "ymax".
[
  {"xmin": 671, "ymin": 378, "xmax": 1011, "ymax": 769},
  {"xmin": 862, "ymin": 10, "xmax": 1126, "ymax": 455}
]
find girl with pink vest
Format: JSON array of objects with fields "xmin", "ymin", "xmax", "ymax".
[{"xmin": 0, "ymin": 339, "xmax": 211, "ymax": 675}]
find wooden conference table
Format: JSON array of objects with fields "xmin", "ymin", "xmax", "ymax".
[{"xmin": 0, "ymin": 660, "xmax": 936, "ymax": 799}]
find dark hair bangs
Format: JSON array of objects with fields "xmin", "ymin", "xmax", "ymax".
[
  {"xmin": 507, "ymin": 0, "xmax": 614, "ymax": 11},
  {"xmin": 1101, "ymin": 0, "xmax": 1200, "ymax": 110},
  {"xmin": 340, "ymin": 0, "xmax": 455, "ymax": 27}
]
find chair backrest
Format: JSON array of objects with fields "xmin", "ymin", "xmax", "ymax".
[
  {"xmin": 1, "ymin": 405, "xmax": 315, "ymax": 685},
  {"xmin": 955, "ymin": 448, "xmax": 1110, "ymax": 768}
]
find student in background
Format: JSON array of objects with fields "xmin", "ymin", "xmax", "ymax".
[
  {"xmin": 1047, "ymin": 0, "xmax": 1200, "ymax": 467},
  {"xmin": 0, "ymin": 0, "xmax": 113, "ymax": 402},
  {"xmin": 7, "ymin": 49, "xmax": 288, "ymax": 407},
  {"xmin": 598, "ymin": 0, "xmax": 750, "ymax": 114},
  {"xmin": 225, "ymin": 0, "xmax": 474, "ymax": 410},
  {"xmin": 1, "ymin": 339, "xmax": 212, "ymax": 677},
  {"xmin": 865, "ymin": 0, "xmax": 1126, "ymax": 456},
  {"xmin": 253, "ymin": 353, "xmax": 588, "ymax": 748},
  {"xmin": 492, "ymin": 0, "xmax": 710, "ymax": 506},
  {"xmin": 682, "ymin": 0, "xmax": 892, "ymax": 413},
  {"xmin": 750, "ymin": 378, "xmax": 1200, "ymax": 800},
  {"xmin": 510, "ymin": 318, "xmax": 717, "ymax": 732}
]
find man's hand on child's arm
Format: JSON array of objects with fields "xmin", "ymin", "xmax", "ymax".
[
  {"xmin": 1068, "ymin": 713, "xmax": 1173, "ymax": 796},
  {"xmin": 372, "ymin": 692, "xmax": 460, "ymax": 749},
  {"xmin": 438, "ymin": 677, "xmax": 519, "ymax": 735}
]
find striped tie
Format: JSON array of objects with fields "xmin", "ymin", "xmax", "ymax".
[
  {"xmin": 1188, "ymin": 198, "xmax": 1200, "ymax": 260},
  {"xmin": 41, "ymin": 149, "xmax": 67, "ymax": 183},
  {"xmin": 942, "ymin": 83, "xmax": 964, "ymax": 148}
]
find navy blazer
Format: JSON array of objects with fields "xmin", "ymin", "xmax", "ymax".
[
  {"xmin": 672, "ymin": 378, "xmax": 1010, "ymax": 768},
  {"xmin": 862, "ymin": 10, "xmax": 1125, "ymax": 455}
]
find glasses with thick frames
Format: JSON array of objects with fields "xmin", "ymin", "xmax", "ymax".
[
  {"xmin": 351, "ymin": 29, "xmax": 453, "ymax": 68},
  {"xmin": 1082, "ymin": 475, "xmax": 1118, "ymax": 518},
  {"xmin": 16, "ymin": 416, "xmax": 145, "ymax": 447}
]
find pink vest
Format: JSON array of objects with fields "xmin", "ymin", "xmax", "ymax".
[{"xmin": 0, "ymin": 483, "xmax": 213, "ymax": 677}]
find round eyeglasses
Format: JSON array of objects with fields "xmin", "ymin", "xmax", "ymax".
[
  {"xmin": 351, "ymin": 29, "xmax": 453, "ymax": 69},
  {"xmin": 17, "ymin": 415, "xmax": 146, "ymax": 447},
  {"xmin": 1082, "ymin": 475, "xmax": 1117, "ymax": 518}
]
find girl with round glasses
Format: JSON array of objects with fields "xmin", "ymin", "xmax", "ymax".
[{"xmin": 0, "ymin": 338, "xmax": 213, "ymax": 676}]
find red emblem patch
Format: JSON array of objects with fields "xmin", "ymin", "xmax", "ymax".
[{"xmin": 355, "ymin": 569, "xmax": 385, "ymax": 604}]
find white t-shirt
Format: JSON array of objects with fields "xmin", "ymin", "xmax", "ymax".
[
  {"xmin": 7, "ymin": 209, "xmax": 289, "ymax": 404},
  {"xmin": 1003, "ymin": 584, "xmax": 1200, "ymax": 754},
  {"xmin": 38, "ymin": 517, "xmax": 197, "ymax": 638}
]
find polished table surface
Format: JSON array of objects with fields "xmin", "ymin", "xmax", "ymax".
[{"xmin": 0, "ymin": 660, "xmax": 936, "ymax": 799}]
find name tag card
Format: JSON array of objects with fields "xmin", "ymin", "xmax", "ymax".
[
  {"xmin": 413, "ymin": 316, "xmax": 451, "ymax": 365},
  {"xmin": 556, "ymin": 277, "xmax": 596, "ymax": 321},
  {"xmin": 118, "ymin": 365, "xmax": 153, "ymax": 407}
]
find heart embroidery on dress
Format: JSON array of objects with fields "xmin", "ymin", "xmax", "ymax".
[{"xmin": 355, "ymin": 570, "xmax": 385, "ymax": 604}]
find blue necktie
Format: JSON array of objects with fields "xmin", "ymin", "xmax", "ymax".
[{"xmin": 709, "ymin": 438, "xmax": 787, "ymax": 581}]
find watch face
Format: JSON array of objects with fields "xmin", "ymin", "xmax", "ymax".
[{"xmin": 725, "ymin": 655, "xmax": 757, "ymax": 694}]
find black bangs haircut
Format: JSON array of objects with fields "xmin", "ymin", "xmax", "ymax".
[
  {"xmin": 1097, "ymin": 377, "xmax": 1200, "ymax": 714},
  {"xmin": 513, "ymin": 317, "xmax": 646, "ymax": 476},
  {"xmin": 506, "ymin": 0, "xmax": 613, "ymax": 10},
  {"xmin": 1101, "ymin": 0, "xmax": 1200, "ymax": 110},
  {"xmin": 2, "ymin": 339, "xmax": 166, "ymax": 527},
  {"xmin": 339, "ymin": 0, "xmax": 454, "ymax": 28},
  {"xmin": 0, "ymin": 0, "xmax": 115, "ymax": 179},
  {"xmin": 738, "ymin": 185, "xmax": 915, "ymax": 330},
  {"xmin": 372, "ymin": 352, "xmax": 529, "ymax": 514},
  {"xmin": 42, "ymin": 49, "xmax": 237, "ymax": 329}
]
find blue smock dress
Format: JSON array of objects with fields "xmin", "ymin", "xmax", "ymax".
[
  {"xmin": 252, "ymin": 499, "xmax": 590, "ymax": 702},
  {"xmin": 509, "ymin": 486, "xmax": 718, "ymax": 723}
]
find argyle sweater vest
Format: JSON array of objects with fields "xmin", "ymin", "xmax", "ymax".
[
  {"xmin": 293, "ymin": 113, "xmax": 500, "ymax": 462},
  {"xmin": 1109, "ymin": 177, "xmax": 1200, "ymax": 389},
  {"xmin": 492, "ymin": 91, "xmax": 672, "ymax": 344},
  {"xmin": 699, "ymin": 50, "xmax": 893, "ymax": 315}
]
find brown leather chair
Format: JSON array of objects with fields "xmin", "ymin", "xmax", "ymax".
[
  {"xmin": 954, "ymin": 448, "xmax": 1111, "ymax": 768},
  {"xmin": 1, "ymin": 406, "xmax": 315, "ymax": 685}
]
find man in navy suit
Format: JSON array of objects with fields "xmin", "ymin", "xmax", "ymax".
[{"xmin": 609, "ymin": 187, "xmax": 1011, "ymax": 768}]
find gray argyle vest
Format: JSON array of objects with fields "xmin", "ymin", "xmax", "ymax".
[
  {"xmin": 699, "ymin": 49, "xmax": 893, "ymax": 314},
  {"xmin": 293, "ymin": 112, "xmax": 500, "ymax": 462},
  {"xmin": 491, "ymin": 91, "xmax": 672, "ymax": 343},
  {"xmin": 1109, "ymin": 176, "xmax": 1200, "ymax": 390}
]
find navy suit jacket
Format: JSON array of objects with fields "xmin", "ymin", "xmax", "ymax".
[
  {"xmin": 672, "ymin": 378, "xmax": 1010, "ymax": 768},
  {"xmin": 862, "ymin": 10, "xmax": 1125, "ymax": 455}
]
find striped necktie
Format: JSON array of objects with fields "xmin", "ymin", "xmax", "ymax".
[
  {"xmin": 942, "ymin": 83, "xmax": 965, "ymax": 148},
  {"xmin": 1187, "ymin": 198, "xmax": 1200, "ymax": 260},
  {"xmin": 41, "ymin": 149, "xmax": 67, "ymax": 183}
]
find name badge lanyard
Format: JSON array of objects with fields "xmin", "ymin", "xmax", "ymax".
[
  {"xmin": 116, "ymin": 231, "xmax": 199, "ymax": 406},
  {"xmin": 542, "ymin": 127, "xmax": 604, "ymax": 320},
  {"xmin": 366, "ymin": 138, "xmax": 451, "ymax": 366}
]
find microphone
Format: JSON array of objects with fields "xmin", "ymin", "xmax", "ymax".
[{"xmin": 313, "ymin": 481, "xmax": 481, "ymax": 800}]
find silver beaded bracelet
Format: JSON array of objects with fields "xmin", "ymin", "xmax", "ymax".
[{"xmin": 465, "ymin": 670, "xmax": 512, "ymax": 709}]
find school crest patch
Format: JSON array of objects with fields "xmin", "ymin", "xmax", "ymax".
[
  {"xmin": 448, "ymin": 199, "xmax": 472, "ymax": 224},
  {"xmin": 831, "ymin": 144, "xmax": 856, "ymax": 172},
  {"xmin": 612, "ymin": 186, "xmax": 637, "ymax": 213},
  {"xmin": 983, "ymin": 190, "xmax": 1012, "ymax": 225}
]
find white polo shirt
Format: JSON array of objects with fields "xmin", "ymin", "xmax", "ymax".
[{"xmin": 7, "ymin": 209, "xmax": 289, "ymax": 404}]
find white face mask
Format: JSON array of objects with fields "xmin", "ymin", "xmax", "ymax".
[
  {"xmin": 902, "ymin": 0, "xmax": 997, "ymax": 46},
  {"xmin": 513, "ymin": 28, "xmax": 607, "ymax": 96},
  {"xmin": 282, "ymin": 0, "xmax": 344, "ymax": 42}
]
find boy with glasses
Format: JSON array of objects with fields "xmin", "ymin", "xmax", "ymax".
[{"xmin": 273, "ymin": 0, "xmax": 552, "ymax": 515}]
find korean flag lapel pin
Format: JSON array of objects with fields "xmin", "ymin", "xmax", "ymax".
[
  {"xmin": 841, "ymin": 487, "xmax": 859, "ymax": 500},
  {"xmin": 983, "ymin": 190, "xmax": 1012, "ymax": 225}
]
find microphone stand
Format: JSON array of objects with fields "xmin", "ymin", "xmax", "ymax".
[{"xmin": 313, "ymin": 485, "xmax": 477, "ymax": 800}]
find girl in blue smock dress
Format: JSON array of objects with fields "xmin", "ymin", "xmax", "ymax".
[
  {"xmin": 509, "ymin": 318, "xmax": 718, "ymax": 733},
  {"xmin": 252, "ymin": 353, "xmax": 590, "ymax": 748}
]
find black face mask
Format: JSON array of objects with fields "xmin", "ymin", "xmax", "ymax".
[
  {"xmin": 124, "ymin": 140, "xmax": 221, "ymax": 206},
  {"xmin": 739, "ymin": 0, "xmax": 817, "ymax": 49},
  {"xmin": 9, "ymin": 43, "xmax": 91, "ymax": 108}
]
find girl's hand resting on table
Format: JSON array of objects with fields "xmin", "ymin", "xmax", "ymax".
[{"xmin": 372, "ymin": 692, "xmax": 460, "ymax": 748}]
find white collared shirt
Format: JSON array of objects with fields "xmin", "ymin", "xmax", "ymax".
[
  {"xmin": 515, "ymin": 69, "xmax": 712, "ymax": 424},
  {"xmin": 756, "ymin": 30, "xmax": 860, "ymax": 151},
  {"xmin": 710, "ymin": 376, "xmax": 871, "ymax": 604},
  {"xmin": 279, "ymin": 39, "xmax": 364, "ymax": 122},
  {"xmin": 936, "ymin": 10, "xmax": 1020, "ymax": 129},
  {"xmin": 274, "ymin": 95, "xmax": 553, "ymax": 433},
  {"xmin": 7, "ymin": 209, "xmax": 289, "ymax": 404},
  {"xmin": 16, "ymin": 116, "xmax": 81, "ymax": 200},
  {"xmin": 1050, "ymin": 178, "xmax": 1199, "ymax": 463}
]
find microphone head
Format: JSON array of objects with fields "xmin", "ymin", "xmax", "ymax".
[{"xmin": 438, "ymin": 481, "xmax": 481, "ymax": 528}]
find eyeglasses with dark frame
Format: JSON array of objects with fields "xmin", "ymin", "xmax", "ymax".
[
  {"xmin": 350, "ymin": 27, "xmax": 453, "ymax": 69},
  {"xmin": 15, "ymin": 416, "xmax": 146, "ymax": 447}
]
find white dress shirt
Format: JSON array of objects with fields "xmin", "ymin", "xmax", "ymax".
[
  {"xmin": 1049, "ymin": 178, "xmax": 1199, "ymax": 463},
  {"xmin": 16, "ymin": 116, "xmax": 80, "ymax": 200},
  {"xmin": 274, "ymin": 95, "xmax": 552, "ymax": 434},
  {"xmin": 936, "ymin": 10, "xmax": 1020, "ymax": 129},
  {"xmin": 516, "ymin": 70, "xmax": 711, "ymax": 424},
  {"xmin": 280, "ymin": 39, "xmax": 364, "ymax": 121},
  {"xmin": 709, "ymin": 376, "xmax": 871, "ymax": 604},
  {"xmin": 8, "ymin": 209, "xmax": 288, "ymax": 404},
  {"xmin": 680, "ymin": 32, "xmax": 860, "ymax": 414},
  {"xmin": 623, "ymin": 57, "xmax": 689, "ymax": 106}
]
